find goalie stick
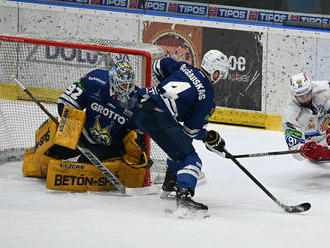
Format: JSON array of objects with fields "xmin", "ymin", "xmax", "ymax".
[
  {"xmin": 13, "ymin": 77, "xmax": 157, "ymax": 196},
  {"xmin": 223, "ymin": 149, "xmax": 311, "ymax": 213}
]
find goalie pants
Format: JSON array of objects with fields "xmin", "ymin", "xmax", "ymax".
[
  {"xmin": 135, "ymin": 98, "xmax": 202, "ymax": 191},
  {"xmin": 48, "ymin": 134, "xmax": 125, "ymax": 162}
]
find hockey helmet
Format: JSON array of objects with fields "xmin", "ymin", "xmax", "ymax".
[
  {"xmin": 289, "ymin": 73, "xmax": 313, "ymax": 104},
  {"xmin": 201, "ymin": 50, "xmax": 229, "ymax": 84},
  {"xmin": 109, "ymin": 61, "xmax": 135, "ymax": 100}
]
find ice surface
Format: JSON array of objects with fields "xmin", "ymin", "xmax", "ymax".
[{"xmin": 1, "ymin": 124, "xmax": 329, "ymax": 248}]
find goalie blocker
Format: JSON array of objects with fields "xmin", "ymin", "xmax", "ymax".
[{"xmin": 22, "ymin": 105, "xmax": 151, "ymax": 192}]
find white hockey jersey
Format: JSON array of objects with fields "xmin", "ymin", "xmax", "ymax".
[{"xmin": 282, "ymin": 80, "xmax": 330, "ymax": 160}]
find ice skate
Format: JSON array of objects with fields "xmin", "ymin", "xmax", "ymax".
[
  {"xmin": 175, "ymin": 188, "xmax": 209, "ymax": 218},
  {"xmin": 160, "ymin": 168, "xmax": 177, "ymax": 200}
]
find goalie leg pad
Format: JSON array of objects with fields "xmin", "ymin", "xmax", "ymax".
[
  {"xmin": 22, "ymin": 147, "xmax": 43, "ymax": 177},
  {"xmin": 46, "ymin": 159, "xmax": 119, "ymax": 192},
  {"xmin": 23, "ymin": 117, "xmax": 58, "ymax": 177},
  {"xmin": 22, "ymin": 147, "xmax": 54, "ymax": 178},
  {"xmin": 46, "ymin": 158, "xmax": 146, "ymax": 192},
  {"xmin": 34, "ymin": 117, "xmax": 58, "ymax": 159},
  {"xmin": 54, "ymin": 105, "xmax": 86, "ymax": 150}
]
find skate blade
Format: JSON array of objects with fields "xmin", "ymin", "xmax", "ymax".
[{"xmin": 160, "ymin": 191, "xmax": 176, "ymax": 201}]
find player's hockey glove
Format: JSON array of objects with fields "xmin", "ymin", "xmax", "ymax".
[
  {"xmin": 300, "ymin": 141, "xmax": 330, "ymax": 161},
  {"xmin": 204, "ymin": 130, "xmax": 226, "ymax": 157},
  {"xmin": 326, "ymin": 128, "xmax": 330, "ymax": 145}
]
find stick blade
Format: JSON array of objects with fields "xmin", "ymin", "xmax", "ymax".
[
  {"xmin": 125, "ymin": 185, "xmax": 160, "ymax": 196},
  {"xmin": 284, "ymin": 202, "xmax": 311, "ymax": 213}
]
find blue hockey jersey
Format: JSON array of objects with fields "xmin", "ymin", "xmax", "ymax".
[
  {"xmin": 58, "ymin": 69, "xmax": 137, "ymax": 146},
  {"xmin": 142, "ymin": 57, "xmax": 215, "ymax": 140}
]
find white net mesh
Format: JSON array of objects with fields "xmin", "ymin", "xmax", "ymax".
[{"xmin": 0, "ymin": 33, "xmax": 167, "ymax": 184}]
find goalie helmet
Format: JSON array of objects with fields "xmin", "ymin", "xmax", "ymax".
[
  {"xmin": 289, "ymin": 73, "xmax": 313, "ymax": 105},
  {"xmin": 109, "ymin": 61, "xmax": 136, "ymax": 108},
  {"xmin": 201, "ymin": 50, "xmax": 229, "ymax": 84}
]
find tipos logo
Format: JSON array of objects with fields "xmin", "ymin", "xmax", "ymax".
[{"xmin": 152, "ymin": 32, "xmax": 196, "ymax": 66}]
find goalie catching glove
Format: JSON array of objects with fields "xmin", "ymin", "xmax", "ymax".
[
  {"xmin": 300, "ymin": 141, "xmax": 330, "ymax": 161},
  {"xmin": 203, "ymin": 130, "xmax": 226, "ymax": 157},
  {"xmin": 122, "ymin": 131, "xmax": 152, "ymax": 169}
]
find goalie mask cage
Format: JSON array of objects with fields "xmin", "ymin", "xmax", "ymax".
[{"xmin": 0, "ymin": 33, "xmax": 167, "ymax": 186}]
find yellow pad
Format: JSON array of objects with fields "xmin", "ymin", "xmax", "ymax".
[
  {"xmin": 22, "ymin": 147, "xmax": 54, "ymax": 178},
  {"xmin": 46, "ymin": 158, "xmax": 146, "ymax": 192},
  {"xmin": 23, "ymin": 117, "xmax": 148, "ymax": 191},
  {"xmin": 22, "ymin": 147, "xmax": 42, "ymax": 177},
  {"xmin": 122, "ymin": 131, "xmax": 150, "ymax": 169},
  {"xmin": 23, "ymin": 118, "xmax": 57, "ymax": 177},
  {"xmin": 54, "ymin": 105, "xmax": 86, "ymax": 150},
  {"xmin": 34, "ymin": 117, "xmax": 58, "ymax": 159}
]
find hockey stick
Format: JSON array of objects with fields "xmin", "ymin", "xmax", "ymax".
[
  {"xmin": 230, "ymin": 149, "xmax": 304, "ymax": 158},
  {"xmin": 318, "ymin": 158, "xmax": 330, "ymax": 162},
  {"xmin": 223, "ymin": 149, "xmax": 311, "ymax": 213},
  {"xmin": 231, "ymin": 146, "xmax": 330, "ymax": 159},
  {"xmin": 232, "ymin": 149, "xmax": 330, "ymax": 161},
  {"xmin": 13, "ymin": 77, "xmax": 157, "ymax": 195}
]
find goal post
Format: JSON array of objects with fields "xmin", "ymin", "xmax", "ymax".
[{"xmin": 0, "ymin": 33, "xmax": 167, "ymax": 186}]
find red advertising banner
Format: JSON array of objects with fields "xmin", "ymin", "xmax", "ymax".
[{"xmin": 142, "ymin": 22, "xmax": 203, "ymax": 67}]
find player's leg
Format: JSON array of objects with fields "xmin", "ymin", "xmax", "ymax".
[
  {"xmin": 176, "ymin": 153, "xmax": 208, "ymax": 211},
  {"xmin": 135, "ymin": 100, "xmax": 207, "ymax": 210},
  {"xmin": 160, "ymin": 159, "xmax": 179, "ymax": 199},
  {"xmin": 155, "ymin": 129, "xmax": 207, "ymax": 210}
]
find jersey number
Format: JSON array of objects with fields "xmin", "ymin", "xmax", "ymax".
[
  {"xmin": 286, "ymin": 135, "xmax": 299, "ymax": 147},
  {"xmin": 65, "ymin": 84, "xmax": 83, "ymax": 100},
  {"xmin": 162, "ymin": 81, "xmax": 191, "ymax": 100}
]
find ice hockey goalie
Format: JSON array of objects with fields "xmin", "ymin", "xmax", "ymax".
[{"xmin": 22, "ymin": 105, "xmax": 150, "ymax": 192}]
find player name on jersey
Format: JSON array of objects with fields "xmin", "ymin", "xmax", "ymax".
[{"xmin": 180, "ymin": 64, "xmax": 206, "ymax": 100}]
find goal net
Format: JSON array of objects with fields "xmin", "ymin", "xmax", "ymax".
[{"xmin": 0, "ymin": 33, "xmax": 167, "ymax": 185}]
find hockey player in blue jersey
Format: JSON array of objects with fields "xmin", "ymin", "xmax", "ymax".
[
  {"xmin": 48, "ymin": 61, "xmax": 142, "ymax": 163},
  {"xmin": 134, "ymin": 50, "xmax": 230, "ymax": 213}
]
